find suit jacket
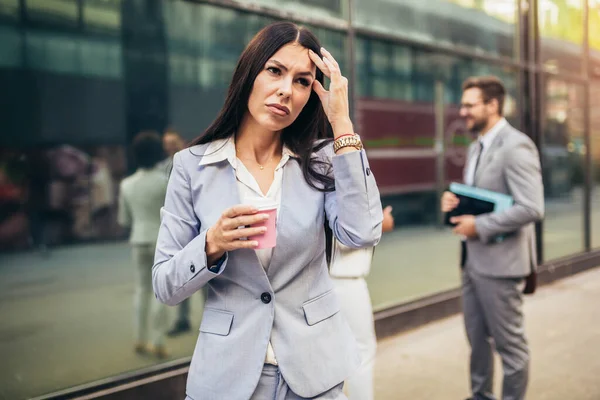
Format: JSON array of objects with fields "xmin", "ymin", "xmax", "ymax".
[
  {"xmin": 466, "ymin": 122, "xmax": 544, "ymax": 278},
  {"xmin": 118, "ymin": 166, "xmax": 168, "ymax": 245},
  {"xmin": 152, "ymin": 142, "xmax": 383, "ymax": 400}
]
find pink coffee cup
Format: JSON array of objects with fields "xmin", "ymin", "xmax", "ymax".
[{"xmin": 248, "ymin": 206, "xmax": 277, "ymax": 249}]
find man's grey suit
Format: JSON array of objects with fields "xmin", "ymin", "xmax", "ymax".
[
  {"xmin": 463, "ymin": 122, "xmax": 544, "ymax": 400},
  {"xmin": 152, "ymin": 143, "xmax": 383, "ymax": 400}
]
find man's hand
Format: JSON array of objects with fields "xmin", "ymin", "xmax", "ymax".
[
  {"xmin": 451, "ymin": 215, "xmax": 478, "ymax": 238},
  {"xmin": 382, "ymin": 206, "xmax": 395, "ymax": 233},
  {"xmin": 441, "ymin": 191, "xmax": 459, "ymax": 213}
]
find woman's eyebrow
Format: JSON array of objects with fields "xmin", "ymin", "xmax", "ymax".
[{"xmin": 269, "ymin": 59, "xmax": 314, "ymax": 78}]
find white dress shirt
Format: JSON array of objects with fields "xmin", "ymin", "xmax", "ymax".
[
  {"xmin": 201, "ymin": 136, "xmax": 296, "ymax": 365},
  {"xmin": 464, "ymin": 117, "xmax": 507, "ymax": 186}
]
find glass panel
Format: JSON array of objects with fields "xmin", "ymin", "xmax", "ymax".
[
  {"xmin": 166, "ymin": 1, "xmax": 275, "ymax": 135},
  {"xmin": 311, "ymin": 25, "xmax": 347, "ymax": 74},
  {"xmin": 357, "ymin": 35, "xmax": 521, "ymax": 309},
  {"xmin": 26, "ymin": 31, "xmax": 81, "ymax": 74},
  {"xmin": 539, "ymin": 0, "xmax": 584, "ymax": 74},
  {"xmin": 591, "ymin": 0, "xmax": 600, "ymax": 51},
  {"xmin": 1, "ymin": 3, "xmax": 131, "ymax": 400},
  {"xmin": 591, "ymin": 1, "xmax": 600, "ymax": 78},
  {"xmin": 79, "ymin": 38, "xmax": 122, "ymax": 78},
  {"xmin": 235, "ymin": 0, "xmax": 346, "ymax": 22},
  {"xmin": 591, "ymin": 80, "xmax": 600, "ymax": 248},
  {"xmin": 26, "ymin": 0, "xmax": 78, "ymax": 27},
  {"xmin": 23, "ymin": 28, "xmax": 121, "ymax": 78},
  {"xmin": 0, "ymin": 0, "xmax": 19, "ymax": 20},
  {"xmin": 0, "ymin": 25, "xmax": 22, "ymax": 67},
  {"xmin": 83, "ymin": 0, "xmax": 121, "ymax": 34},
  {"xmin": 0, "ymin": 146, "xmax": 135, "ymax": 400},
  {"xmin": 542, "ymin": 80, "xmax": 585, "ymax": 260},
  {"xmin": 354, "ymin": 0, "xmax": 518, "ymax": 59}
]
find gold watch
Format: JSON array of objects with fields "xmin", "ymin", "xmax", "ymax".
[{"xmin": 333, "ymin": 134, "xmax": 363, "ymax": 153}]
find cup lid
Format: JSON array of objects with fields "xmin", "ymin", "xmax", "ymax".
[{"xmin": 245, "ymin": 196, "xmax": 278, "ymax": 211}]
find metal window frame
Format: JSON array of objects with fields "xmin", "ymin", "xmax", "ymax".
[{"xmin": 583, "ymin": 0, "xmax": 592, "ymax": 251}]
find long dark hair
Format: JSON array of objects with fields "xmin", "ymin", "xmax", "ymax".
[{"xmin": 188, "ymin": 21, "xmax": 334, "ymax": 191}]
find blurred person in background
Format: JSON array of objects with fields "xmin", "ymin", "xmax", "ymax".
[
  {"xmin": 158, "ymin": 129, "xmax": 185, "ymax": 174},
  {"xmin": 25, "ymin": 148, "xmax": 51, "ymax": 254},
  {"xmin": 0, "ymin": 151, "xmax": 30, "ymax": 251},
  {"xmin": 328, "ymin": 205, "xmax": 394, "ymax": 400},
  {"xmin": 441, "ymin": 76, "xmax": 544, "ymax": 400},
  {"xmin": 163, "ymin": 129, "xmax": 185, "ymax": 158},
  {"xmin": 118, "ymin": 131, "xmax": 170, "ymax": 358}
]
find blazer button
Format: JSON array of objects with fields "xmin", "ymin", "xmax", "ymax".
[
  {"xmin": 190, "ymin": 264, "xmax": 195, "ymax": 273},
  {"xmin": 261, "ymin": 292, "xmax": 272, "ymax": 304},
  {"xmin": 366, "ymin": 167, "xmax": 371, "ymax": 176}
]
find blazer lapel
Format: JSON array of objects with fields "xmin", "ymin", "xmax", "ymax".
[
  {"xmin": 265, "ymin": 160, "xmax": 302, "ymax": 278},
  {"xmin": 202, "ymin": 160, "xmax": 243, "ymax": 223}
]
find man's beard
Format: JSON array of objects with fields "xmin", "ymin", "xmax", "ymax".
[{"xmin": 468, "ymin": 117, "xmax": 488, "ymax": 134}]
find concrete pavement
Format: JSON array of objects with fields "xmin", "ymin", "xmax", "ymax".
[{"xmin": 373, "ymin": 266, "xmax": 600, "ymax": 400}]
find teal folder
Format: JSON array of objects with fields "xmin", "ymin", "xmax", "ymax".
[{"xmin": 444, "ymin": 182, "xmax": 514, "ymax": 227}]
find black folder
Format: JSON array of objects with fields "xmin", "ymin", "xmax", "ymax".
[{"xmin": 444, "ymin": 183, "xmax": 513, "ymax": 227}]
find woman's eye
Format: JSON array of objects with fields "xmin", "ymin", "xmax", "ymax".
[
  {"xmin": 266, "ymin": 66, "xmax": 281, "ymax": 75},
  {"xmin": 297, "ymin": 78, "xmax": 310, "ymax": 87}
]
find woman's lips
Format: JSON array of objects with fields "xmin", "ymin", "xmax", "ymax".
[{"xmin": 266, "ymin": 104, "xmax": 290, "ymax": 116}]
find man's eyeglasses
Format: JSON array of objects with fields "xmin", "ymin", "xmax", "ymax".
[{"xmin": 460, "ymin": 101, "xmax": 488, "ymax": 111}]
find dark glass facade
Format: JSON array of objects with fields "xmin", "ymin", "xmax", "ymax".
[{"xmin": 0, "ymin": 0, "xmax": 598, "ymax": 398}]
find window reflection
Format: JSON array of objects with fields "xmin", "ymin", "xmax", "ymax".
[
  {"xmin": 591, "ymin": 0, "xmax": 600, "ymax": 51},
  {"xmin": 354, "ymin": 0, "xmax": 517, "ymax": 58},
  {"xmin": 356, "ymin": 35, "xmax": 520, "ymax": 308},
  {"xmin": 0, "ymin": 0, "xmax": 19, "ymax": 20},
  {"xmin": 24, "ymin": 30, "xmax": 122, "ymax": 77},
  {"xmin": 26, "ymin": 0, "xmax": 78, "ymax": 26},
  {"xmin": 83, "ymin": 0, "xmax": 121, "ymax": 34},
  {"xmin": 542, "ymin": 80, "xmax": 585, "ymax": 260},
  {"xmin": 235, "ymin": 0, "xmax": 346, "ymax": 21},
  {"xmin": 0, "ymin": 25, "xmax": 21, "ymax": 67},
  {"xmin": 539, "ymin": 0, "xmax": 584, "ymax": 73},
  {"xmin": 591, "ymin": 80, "xmax": 600, "ymax": 248}
]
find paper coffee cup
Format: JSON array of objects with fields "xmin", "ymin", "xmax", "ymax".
[{"xmin": 248, "ymin": 202, "xmax": 277, "ymax": 249}]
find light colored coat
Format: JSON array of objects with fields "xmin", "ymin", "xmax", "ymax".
[
  {"xmin": 118, "ymin": 167, "xmax": 168, "ymax": 245},
  {"xmin": 468, "ymin": 123, "xmax": 545, "ymax": 277},
  {"xmin": 152, "ymin": 142, "xmax": 383, "ymax": 400}
]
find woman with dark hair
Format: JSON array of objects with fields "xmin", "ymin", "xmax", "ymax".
[
  {"xmin": 118, "ymin": 131, "xmax": 169, "ymax": 358},
  {"xmin": 152, "ymin": 22, "xmax": 383, "ymax": 399}
]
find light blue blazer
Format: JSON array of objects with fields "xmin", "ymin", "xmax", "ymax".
[{"xmin": 152, "ymin": 142, "xmax": 383, "ymax": 400}]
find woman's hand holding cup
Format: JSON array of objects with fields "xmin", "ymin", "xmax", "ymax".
[{"xmin": 205, "ymin": 205, "xmax": 270, "ymax": 265}]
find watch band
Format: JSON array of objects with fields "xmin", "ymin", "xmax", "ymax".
[{"xmin": 333, "ymin": 134, "xmax": 363, "ymax": 152}]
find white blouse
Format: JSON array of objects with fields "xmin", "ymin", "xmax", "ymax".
[{"xmin": 203, "ymin": 137, "xmax": 295, "ymax": 365}]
